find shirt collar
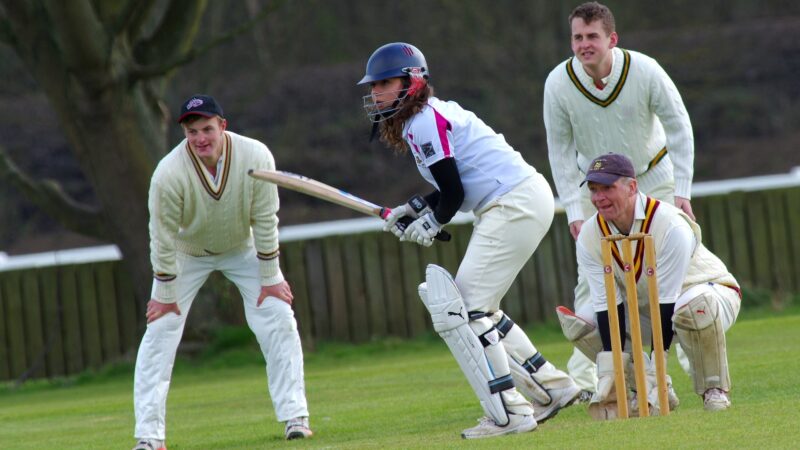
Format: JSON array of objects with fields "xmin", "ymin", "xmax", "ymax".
[
  {"xmin": 633, "ymin": 191, "xmax": 648, "ymax": 221},
  {"xmin": 599, "ymin": 48, "xmax": 617, "ymax": 86},
  {"xmin": 602, "ymin": 191, "xmax": 648, "ymax": 235}
]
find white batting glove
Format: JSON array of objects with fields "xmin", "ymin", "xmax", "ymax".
[
  {"xmin": 403, "ymin": 212, "xmax": 442, "ymax": 247},
  {"xmin": 383, "ymin": 204, "xmax": 414, "ymax": 238}
]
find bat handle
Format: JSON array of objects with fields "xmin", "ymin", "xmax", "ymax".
[{"xmin": 434, "ymin": 229, "xmax": 452, "ymax": 242}]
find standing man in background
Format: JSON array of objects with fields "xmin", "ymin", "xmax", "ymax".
[
  {"xmin": 543, "ymin": 1, "xmax": 696, "ymax": 398},
  {"xmin": 132, "ymin": 95, "xmax": 312, "ymax": 450}
]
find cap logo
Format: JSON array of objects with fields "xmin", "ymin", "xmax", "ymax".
[
  {"xmin": 592, "ymin": 160, "xmax": 603, "ymax": 170},
  {"xmin": 186, "ymin": 98, "xmax": 204, "ymax": 109}
]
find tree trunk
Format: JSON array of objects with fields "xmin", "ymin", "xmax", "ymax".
[
  {"xmin": 1, "ymin": 0, "xmax": 275, "ymax": 308},
  {"xmin": 39, "ymin": 82, "xmax": 163, "ymax": 304},
  {"xmin": 0, "ymin": 1, "xmax": 189, "ymax": 304}
]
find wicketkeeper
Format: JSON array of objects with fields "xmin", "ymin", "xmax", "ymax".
[{"xmin": 571, "ymin": 153, "xmax": 741, "ymax": 418}]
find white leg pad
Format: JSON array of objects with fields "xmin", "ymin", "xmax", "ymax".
[
  {"xmin": 420, "ymin": 265, "xmax": 513, "ymax": 425},
  {"xmin": 507, "ymin": 355, "xmax": 551, "ymax": 406},
  {"xmin": 673, "ymin": 293, "xmax": 730, "ymax": 395},
  {"xmin": 556, "ymin": 306, "xmax": 603, "ymax": 360}
]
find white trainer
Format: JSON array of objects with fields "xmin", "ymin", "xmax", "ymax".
[
  {"xmin": 132, "ymin": 439, "xmax": 166, "ymax": 450},
  {"xmin": 703, "ymin": 388, "xmax": 731, "ymax": 411},
  {"xmin": 461, "ymin": 414, "xmax": 537, "ymax": 439},
  {"xmin": 285, "ymin": 416, "xmax": 313, "ymax": 440},
  {"xmin": 532, "ymin": 382, "xmax": 581, "ymax": 423}
]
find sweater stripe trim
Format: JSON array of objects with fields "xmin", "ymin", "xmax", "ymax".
[
  {"xmin": 645, "ymin": 147, "xmax": 668, "ymax": 173},
  {"xmin": 596, "ymin": 196, "xmax": 660, "ymax": 281},
  {"xmin": 257, "ymin": 249, "xmax": 280, "ymax": 261},
  {"xmin": 153, "ymin": 272, "xmax": 176, "ymax": 282},
  {"xmin": 566, "ymin": 49, "xmax": 631, "ymax": 108},
  {"xmin": 634, "ymin": 197, "xmax": 660, "ymax": 280},
  {"xmin": 185, "ymin": 133, "xmax": 232, "ymax": 201},
  {"xmin": 597, "ymin": 215, "xmax": 623, "ymax": 268}
]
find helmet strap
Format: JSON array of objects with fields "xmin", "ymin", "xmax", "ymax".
[{"xmin": 369, "ymin": 121, "xmax": 380, "ymax": 142}]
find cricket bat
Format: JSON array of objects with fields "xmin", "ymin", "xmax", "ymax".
[{"xmin": 248, "ymin": 169, "xmax": 451, "ymax": 242}]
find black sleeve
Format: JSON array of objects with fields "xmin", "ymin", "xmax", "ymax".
[
  {"xmin": 597, "ymin": 303, "xmax": 626, "ymax": 352},
  {"xmin": 424, "ymin": 157, "xmax": 464, "ymax": 225}
]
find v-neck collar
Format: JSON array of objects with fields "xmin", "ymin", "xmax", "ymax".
[
  {"xmin": 597, "ymin": 193, "xmax": 661, "ymax": 281},
  {"xmin": 185, "ymin": 132, "xmax": 232, "ymax": 201},
  {"xmin": 566, "ymin": 48, "xmax": 631, "ymax": 108}
]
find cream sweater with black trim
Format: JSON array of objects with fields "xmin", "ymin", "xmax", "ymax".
[
  {"xmin": 149, "ymin": 131, "xmax": 282, "ymax": 303},
  {"xmin": 544, "ymin": 47, "xmax": 694, "ymax": 224}
]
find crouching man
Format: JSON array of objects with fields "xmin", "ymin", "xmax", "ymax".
[{"xmin": 559, "ymin": 153, "xmax": 740, "ymax": 418}]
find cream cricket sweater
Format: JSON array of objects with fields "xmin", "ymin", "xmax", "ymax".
[
  {"xmin": 148, "ymin": 131, "xmax": 282, "ymax": 303},
  {"xmin": 544, "ymin": 47, "xmax": 694, "ymax": 224}
]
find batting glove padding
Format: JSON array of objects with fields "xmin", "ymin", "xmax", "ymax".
[
  {"xmin": 404, "ymin": 212, "xmax": 442, "ymax": 247},
  {"xmin": 383, "ymin": 194, "xmax": 432, "ymax": 238},
  {"xmin": 383, "ymin": 204, "xmax": 414, "ymax": 238}
]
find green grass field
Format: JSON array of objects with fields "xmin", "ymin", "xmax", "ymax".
[{"xmin": 1, "ymin": 307, "xmax": 798, "ymax": 449}]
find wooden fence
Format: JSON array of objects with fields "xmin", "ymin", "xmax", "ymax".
[{"xmin": 2, "ymin": 184, "xmax": 800, "ymax": 381}]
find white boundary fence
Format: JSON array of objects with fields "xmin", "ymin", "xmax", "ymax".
[{"xmin": 3, "ymin": 167, "xmax": 800, "ymax": 271}]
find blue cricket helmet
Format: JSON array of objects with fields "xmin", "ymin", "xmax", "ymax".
[{"xmin": 357, "ymin": 42, "xmax": 429, "ymax": 85}]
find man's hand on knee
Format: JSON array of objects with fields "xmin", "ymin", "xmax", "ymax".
[
  {"xmin": 146, "ymin": 299, "xmax": 181, "ymax": 323},
  {"xmin": 259, "ymin": 281, "xmax": 294, "ymax": 306}
]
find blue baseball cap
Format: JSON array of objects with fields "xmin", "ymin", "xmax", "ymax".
[{"xmin": 177, "ymin": 94, "xmax": 224, "ymax": 123}]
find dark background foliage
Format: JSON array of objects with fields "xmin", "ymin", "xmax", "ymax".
[{"xmin": 2, "ymin": 0, "xmax": 799, "ymax": 253}]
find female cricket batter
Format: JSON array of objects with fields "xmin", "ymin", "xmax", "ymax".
[{"xmin": 358, "ymin": 42, "xmax": 580, "ymax": 439}]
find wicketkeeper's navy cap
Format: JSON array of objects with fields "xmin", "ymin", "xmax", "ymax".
[
  {"xmin": 177, "ymin": 94, "xmax": 224, "ymax": 123},
  {"xmin": 580, "ymin": 153, "xmax": 636, "ymax": 187}
]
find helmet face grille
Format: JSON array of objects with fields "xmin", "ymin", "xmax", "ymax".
[{"xmin": 362, "ymin": 87, "xmax": 413, "ymax": 123}]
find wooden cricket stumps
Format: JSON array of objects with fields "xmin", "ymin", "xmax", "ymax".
[{"xmin": 600, "ymin": 233, "xmax": 670, "ymax": 418}]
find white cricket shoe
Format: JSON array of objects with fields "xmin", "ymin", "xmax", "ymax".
[
  {"xmin": 532, "ymin": 382, "xmax": 582, "ymax": 423},
  {"xmin": 285, "ymin": 416, "xmax": 313, "ymax": 440},
  {"xmin": 703, "ymin": 388, "xmax": 731, "ymax": 411},
  {"xmin": 132, "ymin": 439, "xmax": 166, "ymax": 450},
  {"xmin": 461, "ymin": 413, "xmax": 537, "ymax": 439}
]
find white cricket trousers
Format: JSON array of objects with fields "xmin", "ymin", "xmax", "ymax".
[
  {"xmin": 456, "ymin": 172, "xmax": 554, "ymax": 313},
  {"xmin": 133, "ymin": 245, "xmax": 308, "ymax": 440}
]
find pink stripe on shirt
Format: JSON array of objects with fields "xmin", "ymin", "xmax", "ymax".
[
  {"xmin": 432, "ymin": 108, "xmax": 452, "ymax": 157},
  {"xmin": 407, "ymin": 132, "xmax": 422, "ymax": 156}
]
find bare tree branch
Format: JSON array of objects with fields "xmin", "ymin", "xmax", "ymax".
[
  {"xmin": 133, "ymin": 0, "xmax": 207, "ymax": 68},
  {"xmin": 43, "ymin": 0, "xmax": 108, "ymax": 70},
  {"xmin": 244, "ymin": 0, "xmax": 272, "ymax": 68},
  {"xmin": 0, "ymin": 145, "xmax": 110, "ymax": 241},
  {"xmin": 0, "ymin": 17, "xmax": 11, "ymax": 46},
  {"xmin": 0, "ymin": 0, "xmax": 29, "ymax": 47},
  {"xmin": 112, "ymin": 0, "xmax": 157, "ymax": 39},
  {"xmin": 130, "ymin": 1, "xmax": 282, "ymax": 81},
  {"xmin": 89, "ymin": 0, "xmax": 126, "ymax": 25}
]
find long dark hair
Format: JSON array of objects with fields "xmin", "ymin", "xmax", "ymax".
[{"xmin": 379, "ymin": 83, "xmax": 435, "ymax": 153}]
